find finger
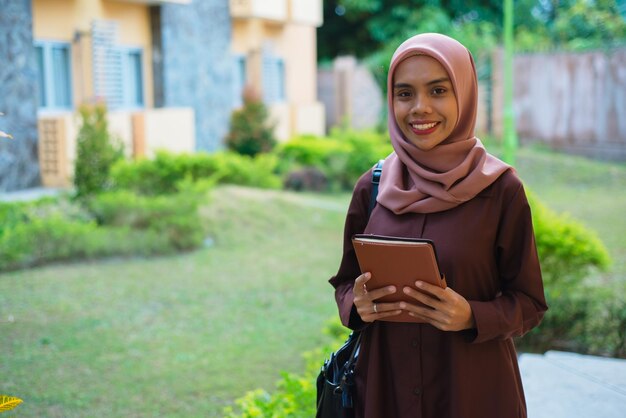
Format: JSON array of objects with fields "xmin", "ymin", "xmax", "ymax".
[
  {"xmin": 403, "ymin": 286, "xmax": 442, "ymax": 309},
  {"xmin": 415, "ymin": 281, "xmax": 446, "ymax": 299},
  {"xmin": 353, "ymin": 272, "xmax": 372, "ymax": 296},
  {"xmin": 354, "ymin": 272, "xmax": 372, "ymax": 287},
  {"xmin": 374, "ymin": 301, "xmax": 406, "ymax": 313},
  {"xmin": 367, "ymin": 285, "xmax": 397, "ymax": 301}
]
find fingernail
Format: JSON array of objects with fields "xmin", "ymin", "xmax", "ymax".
[
  {"xmin": 415, "ymin": 281, "xmax": 423, "ymax": 288},
  {"xmin": 365, "ymin": 272, "xmax": 371, "ymax": 278},
  {"xmin": 388, "ymin": 286, "xmax": 396, "ymax": 292},
  {"xmin": 403, "ymin": 287, "xmax": 410, "ymax": 294}
]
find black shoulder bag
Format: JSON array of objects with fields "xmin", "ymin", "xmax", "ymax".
[{"xmin": 315, "ymin": 159, "xmax": 384, "ymax": 418}]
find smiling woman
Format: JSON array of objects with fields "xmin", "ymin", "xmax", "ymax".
[{"xmin": 328, "ymin": 33, "xmax": 548, "ymax": 418}]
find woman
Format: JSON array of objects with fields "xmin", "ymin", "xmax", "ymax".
[{"xmin": 329, "ymin": 33, "xmax": 548, "ymax": 418}]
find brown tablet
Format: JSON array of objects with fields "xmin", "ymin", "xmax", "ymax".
[{"xmin": 352, "ymin": 234, "xmax": 447, "ymax": 323}]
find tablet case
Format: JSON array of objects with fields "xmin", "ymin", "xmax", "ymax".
[{"xmin": 352, "ymin": 234, "xmax": 447, "ymax": 323}]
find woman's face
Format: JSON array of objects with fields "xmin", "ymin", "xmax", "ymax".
[{"xmin": 392, "ymin": 55, "xmax": 458, "ymax": 151}]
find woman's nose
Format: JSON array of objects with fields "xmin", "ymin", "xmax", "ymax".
[{"xmin": 410, "ymin": 94, "xmax": 432, "ymax": 114}]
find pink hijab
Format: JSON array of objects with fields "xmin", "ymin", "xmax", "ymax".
[{"xmin": 377, "ymin": 33, "xmax": 511, "ymax": 214}]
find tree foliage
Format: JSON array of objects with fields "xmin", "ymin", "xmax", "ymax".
[
  {"xmin": 225, "ymin": 86, "xmax": 277, "ymax": 157},
  {"xmin": 318, "ymin": 0, "xmax": 626, "ymax": 61},
  {"xmin": 74, "ymin": 103, "xmax": 124, "ymax": 198}
]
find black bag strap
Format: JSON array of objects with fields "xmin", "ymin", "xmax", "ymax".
[{"xmin": 368, "ymin": 159, "xmax": 384, "ymax": 217}]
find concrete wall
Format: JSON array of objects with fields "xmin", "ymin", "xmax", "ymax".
[
  {"xmin": 161, "ymin": 0, "xmax": 233, "ymax": 151},
  {"xmin": 318, "ymin": 56, "xmax": 384, "ymax": 132},
  {"xmin": 493, "ymin": 48, "xmax": 626, "ymax": 161},
  {"xmin": 0, "ymin": 0, "xmax": 40, "ymax": 191}
]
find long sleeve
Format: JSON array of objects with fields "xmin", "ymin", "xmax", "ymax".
[
  {"xmin": 329, "ymin": 171, "xmax": 373, "ymax": 331},
  {"xmin": 468, "ymin": 182, "xmax": 548, "ymax": 343}
]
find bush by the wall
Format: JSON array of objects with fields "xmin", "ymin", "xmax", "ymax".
[
  {"xmin": 111, "ymin": 151, "xmax": 281, "ymax": 195},
  {"xmin": 528, "ymin": 191, "xmax": 611, "ymax": 289},
  {"xmin": 276, "ymin": 129, "xmax": 392, "ymax": 191},
  {"xmin": 0, "ymin": 185, "xmax": 209, "ymax": 272},
  {"xmin": 225, "ymin": 87, "xmax": 277, "ymax": 157},
  {"xmin": 74, "ymin": 103, "xmax": 124, "ymax": 197},
  {"xmin": 87, "ymin": 188, "xmax": 207, "ymax": 251},
  {"xmin": 0, "ymin": 212, "xmax": 171, "ymax": 272}
]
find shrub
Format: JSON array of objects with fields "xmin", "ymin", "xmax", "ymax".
[
  {"xmin": 518, "ymin": 281, "xmax": 626, "ymax": 358},
  {"xmin": 528, "ymin": 191, "xmax": 611, "ymax": 289},
  {"xmin": 225, "ymin": 86, "xmax": 277, "ymax": 157},
  {"xmin": 87, "ymin": 186, "xmax": 209, "ymax": 251},
  {"xmin": 111, "ymin": 151, "xmax": 281, "ymax": 195},
  {"xmin": 0, "ymin": 213, "xmax": 171, "ymax": 272},
  {"xmin": 0, "ymin": 185, "xmax": 210, "ymax": 272},
  {"xmin": 74, "ymin": 103, "xmax": 124, "ymax": 197},
  {"xmin": 276, "ymin": 130, "xmax": 392, "ymax": 190}
]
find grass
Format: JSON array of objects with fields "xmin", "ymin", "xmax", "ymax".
[
  {"xmin": 0, "ymin": 145, "xmax": 624, "ymax": 417},
  {"xmin": 0, "ymin": 187, "xmax": 349, "ymax": 417}
]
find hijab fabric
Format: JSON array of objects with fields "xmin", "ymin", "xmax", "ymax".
[{"xmin": 377, "ymin": 33, "xmax": 511, "ymax": 214}]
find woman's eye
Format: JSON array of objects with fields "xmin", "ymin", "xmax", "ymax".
[
  {"xmin": 432, "ymin": 87, "xmax": 447, "ymax": 95},
  {"xmin": 395, "ymin": 91, "xmax": 411, "ymax": 98}
]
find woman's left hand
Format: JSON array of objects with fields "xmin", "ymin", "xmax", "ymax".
[{"xmin": 402, "ymin": 281, "xmax": 476, "ymax": 331}]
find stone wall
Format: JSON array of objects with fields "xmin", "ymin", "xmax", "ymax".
[
  {"xmin": 160, "ymin": 0, "xmax": 233, "ymax": 152},
  {"xmin": 0, "ymin": 0, "xmax": 40, "ymax": 191},
  {"xmin": 492, "ymin": 48, "xmax": 626, "ymax": 161},
  {"xmin": 318, "ymin": 56, "xmax": 384, "ymax": 132}
]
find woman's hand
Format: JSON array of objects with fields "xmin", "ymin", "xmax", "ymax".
[
  {"xmin": 402, "ymin": 281, "xmax": 476, "ymax": 331},
  {"xmin": 353, "ymin": 272, "xmax": 404, "ymax": 322}
]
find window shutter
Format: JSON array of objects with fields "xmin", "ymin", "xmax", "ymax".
[
  {"xmin": 232, "ymin": 55, "xmax": 246, "ymax": 108},
  {"xmin": 262, "ymin": 53, "xmax": 285, "ymax": 104},
  {"xmin": 91, "ymin": 20, "xmax": 123, "ymax": 109}
]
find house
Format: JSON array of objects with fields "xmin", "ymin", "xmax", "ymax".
[{"xmin": 0, "ymin": 0, "xmax": 324, "ymax": 191}]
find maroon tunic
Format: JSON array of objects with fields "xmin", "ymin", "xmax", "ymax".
[{"xmin": 329, "ymin": 168, "xmax": 548, "ymax": 418}]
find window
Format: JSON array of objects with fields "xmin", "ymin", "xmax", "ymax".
[
  {"xmin": 91, "ymin": 20, "xmax": 144, "ymax": 109},
  {"xmin": 262, "ymin": 54, "xmax": 285, "ymax": 104},
  {"xmin": 233, "ymin": 55, "xmax": 247, "ymax": 108},
  {"xmin": 120, "ymin": 48, "xmax": 144, "ymax": 108},
  {"xmin": 35, "ymin": 41, "xmax": 72, "ymax": 109}
]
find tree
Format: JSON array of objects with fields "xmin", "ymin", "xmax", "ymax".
[
  {"xmin": 74, "ymin": 104, "xmax": 124, "ymax": 197},
  {"xmin": 225, "ymin": 86, "xmax": 277, "ymax": 157},
  {"xmin": 318, "ymin": 0, "xmax": 626, "ymax": 60}
]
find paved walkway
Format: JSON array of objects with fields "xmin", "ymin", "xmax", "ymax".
[
  {"xmin": 519, "ymin": 351, "xmax": 626, "ymax": 418},
  {"xmin": 0, "ymin": 187, "xmax": 64, "ymax": 202}
]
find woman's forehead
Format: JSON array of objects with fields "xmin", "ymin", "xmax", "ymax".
[{"xmin": 393, "ymin": 55, "xmax": 450, "ymax": 81}]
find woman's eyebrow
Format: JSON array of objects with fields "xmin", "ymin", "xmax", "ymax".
[
  {"xmin": 427, "ymin": 77, "xmax": 451, "ymax": 85},
  {"xmin": 393, "ymin": 78, "xmax": 451, "ymax": 89}
]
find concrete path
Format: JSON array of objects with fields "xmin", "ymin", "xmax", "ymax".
[{"xmin": 519, "ymin": 351, "xmax": 626, "ymax": 418}]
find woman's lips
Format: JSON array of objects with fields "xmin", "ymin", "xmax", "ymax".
[{"xmin": 409, "ymin": 121, "xmax": 439, "ymax": 135}]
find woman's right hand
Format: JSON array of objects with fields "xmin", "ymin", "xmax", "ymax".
[{"xmin": 353, "ymin": 272, "xmax": 404, "ymax": 322}]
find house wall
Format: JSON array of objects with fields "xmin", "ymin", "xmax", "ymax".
[
  {"xmin": 161, "ymin": 0, "xmax": 233, "ymax": 151},
  {"xmin": 32, "ymin": 0, "xmax": 154, "ymax": 108},
  {"xmin": 0, "ymin": 0, "xmax": 40, "ymax": 191},
  {"xmin": 230, "ymin": 0, "xmax": 325, "ymax": 140}
]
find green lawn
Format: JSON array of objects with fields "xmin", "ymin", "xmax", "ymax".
[
  {"xmin": 0, "ymin": 187, "xmax": 349, "ymax": 417},
  {"xmin": 0, "ymin": 146, "xmax": 624, "ymax": 417}
]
